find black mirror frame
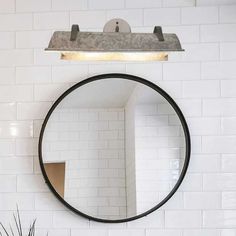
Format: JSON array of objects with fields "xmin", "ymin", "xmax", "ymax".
[{"xmin": 38, "ymin": 73, "xmax": 191, "ymax": 223}]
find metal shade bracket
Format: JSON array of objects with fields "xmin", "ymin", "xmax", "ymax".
[
  {"xmin": 154, "ymin": 26, "xmax": 164, "ymax": 41},
  {"xmin": 70, "ymin": 24, "xmax": 80, "ymax": 41}
]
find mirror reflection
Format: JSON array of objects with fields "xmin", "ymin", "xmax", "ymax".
[{"xmin": 42, "ymin": 78, "xmax": 185, "ymax": 220}]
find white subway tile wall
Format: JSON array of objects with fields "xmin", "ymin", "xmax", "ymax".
[{"xmin": 0, "ymin": 0, "xmax": 235, "ymax": 235}]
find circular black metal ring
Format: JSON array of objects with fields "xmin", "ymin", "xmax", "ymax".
[{"xmin": 38, "ymin": 73, "xmax": 191, "ymax": 223}]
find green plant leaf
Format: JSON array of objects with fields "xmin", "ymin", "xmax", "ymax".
[
  {"xmin": 13, "ymin": 214, "xmax": 20, "ymax": 236},
  {"xmin": 9, "ymin": 225, "xmax": 14, "ymax": 236},
  {"xmin": 16, "ymin": 206, "xmax": 22, "ymax": 236},
  {"xmin": 0, "ymin": 222, "xmax": 10, "ymax": 236}
]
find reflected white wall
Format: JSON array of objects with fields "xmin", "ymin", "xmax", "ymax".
[
  {"xmin": 124, "ymin": 85, "xmax": 184, "ymax": 214},
  {"xmin": 125, "ymin": 89, "xmax": 137, "ymax": 217},
  {"xmin": 43, "ymin": 108, "xmax": 127, "ymax": 219},
  {"xmin": 134, "ymin": 103, "xmax": 184, "ymax": 213}
]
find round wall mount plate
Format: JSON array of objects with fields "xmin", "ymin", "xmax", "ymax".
[{"xmin": 103, "ymin": 18, "xmax": 131, "ymax": 33}]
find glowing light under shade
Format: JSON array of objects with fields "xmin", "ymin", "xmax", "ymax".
[{"xmin": 60, "ymin": 51, "xmax": 168, "ymax": 61}]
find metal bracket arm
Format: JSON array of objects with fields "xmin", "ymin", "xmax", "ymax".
[
  {"xmin": 153, "ymin": 26, "xmax": 164, "ymax": 41},
  {"xmin": 70, "ymin": 24, "xmax": 80, "ymax": 41}
]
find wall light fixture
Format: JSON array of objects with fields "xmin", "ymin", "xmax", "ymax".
[{"xmin": 45, "ymin": 18, "xmax": 184, "ymax": 61}]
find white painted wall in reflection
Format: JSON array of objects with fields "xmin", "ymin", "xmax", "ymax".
[{"xmin": 125, "ymin": 85, "xmax": 184, "ymax": 216}]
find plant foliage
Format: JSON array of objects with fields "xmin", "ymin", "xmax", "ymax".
[{"xmin": 0, "ymin": 206, "xmax": 36, "ymax": 236}]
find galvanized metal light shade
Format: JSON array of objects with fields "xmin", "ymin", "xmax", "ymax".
[{"xmin": 45, "ymin": 19, "xmax": 184, "ymax": 61}]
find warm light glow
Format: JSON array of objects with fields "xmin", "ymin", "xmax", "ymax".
[{"xmin": 60, "ymin": 51, "xmax": 168, "ymax": 61}]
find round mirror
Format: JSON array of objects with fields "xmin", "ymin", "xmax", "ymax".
[{"xmin": 39, "ymin": 73, "xmax": 190, "ymax": 223}]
